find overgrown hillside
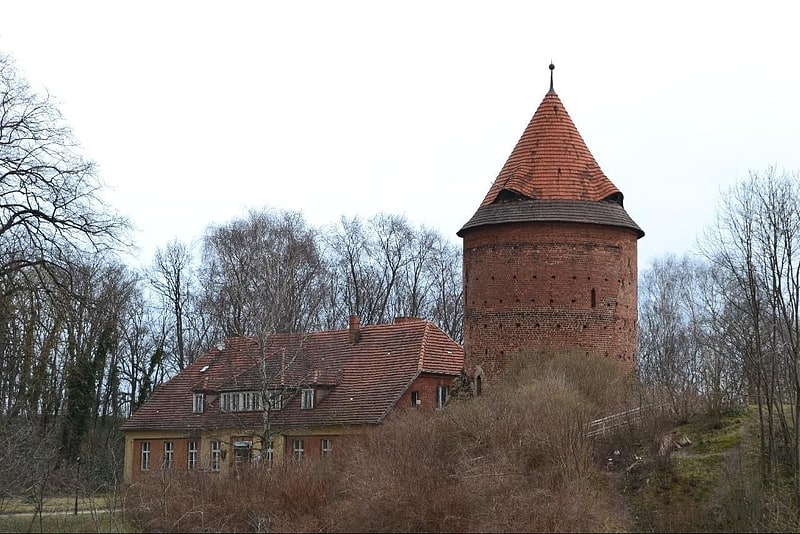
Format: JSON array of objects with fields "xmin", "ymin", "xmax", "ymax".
[
  {"xmin": 617, "ymin": 406, "xmax": 798, "ymax": 532},
  {"xmin": 123, "ymin": 353, "xmax": 800, "ymax": 533},
  {"xmin": 126, "ymin": 353, "xmax": 637, "ymax": 532}
]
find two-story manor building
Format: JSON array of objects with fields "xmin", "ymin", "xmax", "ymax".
[{"xmin": 122, "ymin": 316, "xmax": 463, "ymax": 481}]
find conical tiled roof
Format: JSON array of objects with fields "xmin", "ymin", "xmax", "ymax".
[
  {"xmin": 480, "ymin": 89, "xmax": 620, "ymax": 205},
  {"xmin": 459, "ymin": 71, "xmax": 643, "ymax": 238}
]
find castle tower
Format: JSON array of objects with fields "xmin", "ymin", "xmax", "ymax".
[{"xmin": 458, "ymin": 65, "xmax": 644, "ymax": 382}]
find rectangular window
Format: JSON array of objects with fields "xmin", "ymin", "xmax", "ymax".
[
  {"xmin": 221, "ymin": 391, "xmax": 261, "ymax": 412},
  {"xmin": 293, "ymin": 439, "xmax": 304, "ymax": 460},
  {"xmin": 188, "ymin": 441, "xmax": 197, "ymax": 470},
  {"xmin": 436, "ymin": 385, "xmax": 449, "ymax": 409},
  {"xmin": 211, "ymin": 440, "xmax": 221, "ymax": 471},
  {"xmin": 321, "ymin": 438, "xmax": 332, "ymax": 458},
  {"xmin": 270, "ymin": 390, "xmax": 284, "ymax": 410},
  {"xmin": 301, "ymin": 388, "xmax": 314, "ymax": 409},
  {"xmin": 163, "ymin": 441, "xmax": 174, "ymax": 469},
  {"xmin": 264, "ymin": 440, "xmax": 274, "ymax": 468},
  {"xmin": 141, "ymin": 442, "xmax": 150, "ymax": 471},
  {"xmin": 411, "ymin": 391, "xmax": 420, "ymax": 408},
  {"xmin": 192, "ymin": 393, "xmax": 204, "ymax": 413}
]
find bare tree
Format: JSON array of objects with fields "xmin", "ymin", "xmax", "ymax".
[
  {"xmin": 424, "ymin": 234, "xmax": 463, "ymax": 343},
  {"xmin": 322, "ymin": 213, "xmax": 463, "ymax": 337},
  {"xmin": 149, "ymin": 239, "xmax": 196, "ymax": 370},
  {"xmin": 638, "ymin": 254, "xmax": 705, "ymax": 422},
  {"xmin": 702, "ymin": 168, "xmax": 800, "ymax": 504},
  {"xmin": 323, "ymin": 215, "xmax": 383, "ymax": 325},
  {"xmin": 0, "ymin": 53, "xmax": 128, "ymax": 291},
  {"xmin": 199, "ymin": 208, "xmax": 326, "ymax": 337}
]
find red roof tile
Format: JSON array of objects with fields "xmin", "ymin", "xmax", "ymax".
[
  {"xmin": 479, "ymin": 89, "xmax": 621, "ymax": 206},
  {"xmin": 121, "ymin": 319, "xmax": 464, "ymax": 432}
]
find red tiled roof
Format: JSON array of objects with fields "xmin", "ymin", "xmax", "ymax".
[
  {"xmin": 121, "ymin": 319, "xmax": 464, "ymax": 432},
  {"xmin": 479, "ymin": 89, "xmax": 621, "ymax": 206}
]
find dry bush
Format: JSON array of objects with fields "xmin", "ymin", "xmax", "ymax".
[
  {"xmin": 125, "ymin": 460, "xmax": 338, "ymax": 532},
  {"xmin": 126, "ymin": 353, "xmax": 637, "ymax": 532},
  {"xmin": 329, "ymin": 352, "xmax": 635, "ymax": 532}
]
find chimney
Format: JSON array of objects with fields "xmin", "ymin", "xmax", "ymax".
[{"xmin": 348, "ymin": 315, "xmax": 361, "ymax": 344}]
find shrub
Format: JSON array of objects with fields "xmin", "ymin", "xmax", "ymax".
[{"xmin": 125, "ymin": 352, "xmax": 637, "ymax": 532}]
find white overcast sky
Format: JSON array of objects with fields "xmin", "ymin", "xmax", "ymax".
[{"xmin": 2, "ymin": 1, "xmax": 799, "ymax": 270}]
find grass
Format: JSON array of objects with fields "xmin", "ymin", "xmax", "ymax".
[
  {"xmin": 1, "ymin": 494, "xmax": 119, "ymax": 515},
  {"xmin": 0, "ymin": 512, "xmax": 133, "ymax": 533},
  {"xmin": 0, "ymin": 493, "xmax": 134, "ymax": 533},
  {"xmin": 623, "ymin": 407, "xmax": 759, "ymax": 532},
  {"xmin": 682, "ymin": 408, "xmax": 747, "ymax": 455}
]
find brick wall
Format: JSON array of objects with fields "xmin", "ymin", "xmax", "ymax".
[
  {"xmin": 462, "ymin": 220, "xmax": 639, "ymax": 379},
  {"xmin": 396, "ymin": 374, "xmax": 456, "ymax": 412}
]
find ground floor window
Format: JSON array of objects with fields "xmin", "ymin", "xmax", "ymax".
[
  {"xmin": 265, "ymin": 440, "xmax": 274, "ymax": 468},
  {"xmin": 321, "ymin": 438, "xmax": 332, "ymax": 457},
  {"xmin": 188, "ymin": 441, "xmax": 197, "ymax": 469},
  {"xmin": 141, "ymin": 442, "xmax": 150, "ymax": 471},
  {"xmin": 211, "ymin": 440, "xmax": 221, "ymax": 471},
  {"xmin": 293, "ymin": 439, "xmax": 304, "ymax": 460},
  {"xmin": 163, "ymin": 441, "xmax": 174, "ymax": 469}
]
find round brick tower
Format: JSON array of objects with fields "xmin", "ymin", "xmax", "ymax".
[{"xmin": 458, "ymin": 66, "xmax": 644, "ymax": 382}]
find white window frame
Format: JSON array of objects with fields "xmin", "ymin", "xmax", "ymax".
[
  {"xmin": 321, "ymin": 438, "xmax": 332, "ymax": 457},
  {"xmin": 301, "ymin": 388, "xmax": 315, "ymax": 410},
  {"xmin": 211, "ymin": 440, "xmax": 221, "ymax": 471},
  {"xmin": 293, "ymin": 439, "xmax": 304, "ymax": 460},
  {"xmin": 411, "ymin": 390, "xmax": 420, "ymax": 408},
  {"xmin": 141, "ymin": 442, "xmax": 150, "ymax": 471},
  {"xmin": 269, "ymin": 389, "xmax": 284, "ymax": 410},
  {"xmin": 192, "ymin": 393, "xmax": 204, "ymax": 413},
  {"xmin": 221, "ymin": 391, "xmax": 263, "ymax": 412},
  {"xmin": 265, "ymin": 440, "xmax": 274, "ymax": 468},
  {"xmin": 436, "ymin": 385, "xmax": 449, "ymax": 409},
  {"xmin": 163, "ymin": 441, "xmax": 174, "ymax": 469},
  {"xmin": 188, "ymin": 441, "xmax": 197, "ymax": 470}
]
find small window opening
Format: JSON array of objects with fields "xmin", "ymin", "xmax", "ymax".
[
  {"xmin": 436, "ymin": 385, "xmax": 449, "ymax": 409},
  {"xmin": 591, "ymin": 288, "xmax": 597, "ymax": 308}
]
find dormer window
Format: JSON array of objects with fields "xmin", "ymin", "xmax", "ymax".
[
  {"xmin": 220, "ymin": 391, "xmax": 275, "ymax": 412},
  {"xmin": 192, "ymin": 393, "xmax": 204, "ymax": 413},
  {"xmin": 301, "ymin": 388, "xmax": 315, "ymax": 409},
  {"xmin": 269, "ymin": 389, "xmax": 284, "ymax": 411}
]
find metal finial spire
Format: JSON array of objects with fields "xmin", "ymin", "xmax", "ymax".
[{"xmin": 549, "ymin": 62, "xmax": 555, "ymax": 92}]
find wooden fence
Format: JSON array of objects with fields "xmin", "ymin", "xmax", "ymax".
[{"xmin": 586, "ymin": 404, "xmax": 660, "ymax": 437}]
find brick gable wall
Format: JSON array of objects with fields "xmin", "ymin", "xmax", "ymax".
[{"xmin": 462, "ymin": 220, "xmax": 638, "ymax": 379}]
